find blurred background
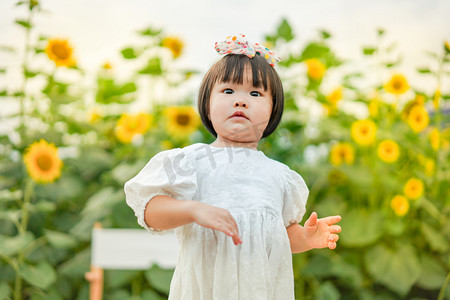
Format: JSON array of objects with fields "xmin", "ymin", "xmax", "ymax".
[{"xmin": 0, "ymin": 0, "xmax": 449, "ymax": 299}]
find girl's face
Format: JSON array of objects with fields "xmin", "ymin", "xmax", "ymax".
[{"xmin": 209, "ymin": 68, "xmax": 273, "ymax": 145}]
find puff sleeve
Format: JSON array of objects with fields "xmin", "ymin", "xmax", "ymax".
[
  {"xmin": 124, "ymin": 148, "xmax": 198, "ymax": 233},
  {"xmin": 282, "ymin": 167, "xmax": 309, "ymax": 227}
]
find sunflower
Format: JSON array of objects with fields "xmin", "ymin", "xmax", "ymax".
[
  {"xmin": 384, "ymin": 73, "xmax": 410, "ymax": 95},
  {"xmin": 390, "ymin": 195, "xmax": 409, "ymax": 217},
  {"xmin": 407, "ymin": 105, "xmax": 429, "ymax": 133},
  {"xmin": 368, "ymin": 98, "xmax": 379, "ymax": 118},
  {"xmin": 424, "ymin": 159, "xmax": 435, "ymax": 177},
  {"xmin": 326, "ymin": 87, "xmax": 343, "ymax": 105},
  {"xmin": 115, "ymin": 113, "xmax": 152, "ymax": 143},
  {"xmin": 444, "ymin": 40, "xmax": 450, "ymax": 54},
  {"xmin": 305, "ymin": 58, "xmax": 326, "ymax": 80},
  {"xmin": 417, "ymin": 154, "xmax": 435, "ymax": 177},
  {"xmin": 429, "ymin": 128, "xmax": 440, "ymax": 151},
  {"xmin": 403, "ymin": 178, "xmax": 424, "ymax": 200},
  {"xmin": 323, "ymin": 103, "xmax": 337, "ymax": 116},
  {"xmin": 433, "ymin": 87, "xmax": 441, "ymax": 110},
  {"xmin": 377, "ymin": 140, "xmax": 400, "ymax": 163},
  {"xmin": 351, "ymin": 119, "xmax": 377, "ymax": 146},
  {"xmin": 88, "ymin": 108, "xmax": 102, "ymax": 124},
  {"xmin": 23, "ymin": 140, "xmax": 63, "ymax": 184},
  {"xmin": 164, "ymin": 106, "xmax": 200, "ymax": 138},
  {"xmin": 45, "ymin": 38, "xmax": 76, "ymax": 67},
  {"xmin": 102, "ymin": 61, "xmax": 113, "ymax": 70},
  {"xmin": 330, "ymin": 142, "xmax": 354, "ymax": 166},
  {"xmin": 161, "ymin": 36, "xmax": 184, "ymax": 59}
]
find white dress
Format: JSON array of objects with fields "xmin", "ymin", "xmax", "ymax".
[{"xmin": 124, "ymin": 143, "xmax": 309, "ymax": 300}]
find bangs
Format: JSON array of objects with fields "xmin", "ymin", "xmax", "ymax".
[{"xmin": 213, "ymin": 54, "xmax": 271, "ymax": 91}]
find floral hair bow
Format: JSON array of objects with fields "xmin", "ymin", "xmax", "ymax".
[{"xmin": 214, "ymin": 34, "xmax": 281, "ymax": 67}]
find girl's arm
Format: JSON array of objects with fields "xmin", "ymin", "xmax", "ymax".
[
  {"xmin": 286, "ymin": 212, "xmax": 341, "ymax": 253},
  {"xmin": 145, "ymin": 195, "xmax": 243, "ymax": 245}
]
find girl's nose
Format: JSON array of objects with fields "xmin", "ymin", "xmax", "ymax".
[{"xmin": 234, "ymin": 100, "xmax": 247, "ymax": 108}]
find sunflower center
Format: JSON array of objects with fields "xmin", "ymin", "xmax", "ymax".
[
  {"xmin": 51, "ymin": 43, "xmax": 70, "ymax": 60},
  {"xmin": 127, "ymin": 120, "xmax": 139, "ymax": 131},
  {"xmin": 393, "ymin": 81, "xmax": 403, "ymax": 90},
  {"xmin": 176, "ymin": 114, "xmax": 190, "ymax": 126},
  {"xmin": 36, "ymin": 154, "xmax": 53, "ymax": 171},
  {"xmin": 361, "ymin": 127, "xmax": 368, "ymax": 135}
]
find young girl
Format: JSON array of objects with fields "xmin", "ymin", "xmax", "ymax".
[{"xmin": 125, "ymin": 34, "xmax": 341, "ymax": 300}]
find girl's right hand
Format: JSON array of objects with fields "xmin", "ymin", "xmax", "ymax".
[{"xmin": 191, "ymin": 201, "xmax": 243, "ymax": 245}]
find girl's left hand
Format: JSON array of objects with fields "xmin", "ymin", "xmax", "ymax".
[{"xmin": 304, "ymin": 212, "xmax": 342, "ymax": 250}]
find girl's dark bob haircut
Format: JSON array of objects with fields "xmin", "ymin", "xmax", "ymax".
[{"xmin": 198, "ymin": 54, "xmax": 284, "ymax": 139}]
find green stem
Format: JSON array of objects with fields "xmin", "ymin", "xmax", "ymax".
[
  {"xmin": 14, "ymin": 260, "xmax": 22, "ymax": 300},
  {"xmin": 19, "ymin": 179, "xmax": 35, "ymax": 235},
  {"xmin": 418, "ymin": 198, "xmax": 445, "ymax": 225},
  {"xmin": 14, "ymin": 178, "xmax": 35, "ymax": 300},
  {"xmin": 437, "ymin": 271, "xmax": 450, "ymax": 300}
]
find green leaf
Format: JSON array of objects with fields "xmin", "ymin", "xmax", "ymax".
[
  {"xmin": 421, "ymin": 223, "xmax": 449, "ymax": 253},
  {"xmin": 138, "ymin": 57, "xmax": 163, "ymax": 75},
  {"xmin": 145, "ymin": 264, "xmax": 174, "ymax": 294},
  {"xmin": 95, "ymin": 78, "xmax": 137, "ymax": 104},
  {"xmin": 417, "ymin": 255, "xmax": 447, "ymax": 290},
  {"xmin": 30, "ymin": 288, "xmax": 64, "ymax": 300},
  {"xmin": 35, "ymin": 201, "xmax": 57, "ymax": 213},
  {"xmin": 329, "ymin": 257, "xmax": 363, "ymax": 288},
  {"xmin": 70, "ymin": 187, "xmax": 124, "ymax": 240},
  {"xmin": 24, "ymin": 68, "xmax": 38, "ymax": 78},
  {"xmin": 19, "ymin": 261, "xmax": 57, "ymax": 290},
  {"xmin": 138, "ymin": 26, "xmax": 162, "ymax": 37},
  {"xmin": 365, "ymin": 243, "xmax": 420, "ymax": 296},
  {"xmin": 106, "ymin": 270, "xmax": 140, "ymax": 288},
  {"xmin": 142, "ymin": 289, "xmax": 165, "ymax": 300},
  {"xmin": 316, "ymin": 281, "xmax": 340, "ymax": 300},
  {"xmin": 45, "ymin": 229, "xmax": 78, "ymax": 249},
  {"xmin": 277, "ymin": 19, "xmax": 294, "ymax": 42},
  {"xmin": 363, "ymin": 47, "xmax": 376, "ymax": 55},
  {"xmin": 111, "ymin": 159, "xmax": 146, "ymax": 184},
  {"xmin": 383, "ymin": 217, "xmax": 405, "ymax": 236},
  {"xmin": 107, "ymin": 290, "xmax": 133, "ymax": 300},
  {"xmin": 35, "ymin": 175, "xmax": 85, "ymax": 204},
  {"xmin": 0, "ymin": 282, "xmax": 11, "ymax": 300},
  {"xmin": 320, "ymin": 30, "xmax": 331, "ymax": 39},
  {"xmin": 417, "ymin": 67, "xmax": 432, "ymax": 74},
  {"xmin": 0, "ymin": 90, "xmax": 8, "ymax": 97},
  {"xmin": 0, "ymin": 232, "xmax": 34, "ymax": 256},
  {"xmin": 58, "ymin": 248, "xmax": 90, "ymax": 277},
  {"xmin": 303, "ymin": 254, "xmax": 332, "ymax": 277},
  {"xmin": 339, "ymin": 210, "xmax": 382, "ymax": 247},
  {"xmin": 377, "ymin": 28, "xmax": 385, "ymax": 36},
  {"xmin": 15, "ymin": 19, "xmax": 32, "ymax": 29},
  {"xmin": 121, "ymin": 47, "xmax": 138, "ymax": 59},
  {"xmin": 300, "ymin": 42, "xmax": 330, "ymax": 60}
]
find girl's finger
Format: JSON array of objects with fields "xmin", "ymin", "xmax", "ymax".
[
  {"xmin": 330, "ymin": 225, "xmax": 341, "ymax": 233},
  {"xmin": 328, "ymin": 242, "xmax": 337, "ymax": 249},
  {"xmin": 328, "ymin": 234, "xmax": 339, "ymax": 243},
  {"xmin": 322, "ymin": 215, "xmax": 342, "ymax": 225},
  {"xmin": 305, "ymin": 212, "xmax": 318, "ymax": 227}
]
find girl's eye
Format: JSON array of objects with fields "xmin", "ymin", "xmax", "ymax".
[
  {"xmin": 250, "ymin": 91, "xmax": 261, "ymax": 97},
  {"xmin": 223, "ymin": 89, "xmax": 234, "ymax": 94}
]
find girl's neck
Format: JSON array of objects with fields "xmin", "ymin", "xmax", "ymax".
[{"xmin": 210, "ymin": 137, "xmax": 259, "ymax": 150}]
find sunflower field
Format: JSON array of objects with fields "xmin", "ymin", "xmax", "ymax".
[{"xmin": 1, "ymin": 2, "xmax": 449, "ymax": 300}]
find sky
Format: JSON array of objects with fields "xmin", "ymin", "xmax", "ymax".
[{"xmin": 0, "ymin": 0, "xmax": 449, "ymax": 110}]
